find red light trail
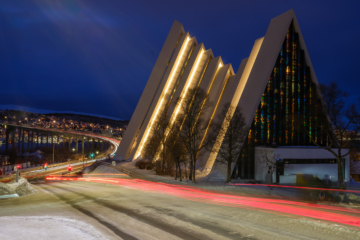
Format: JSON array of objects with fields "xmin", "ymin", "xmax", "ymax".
[
  {"xmin": 45, "ymin": 177, "xmax": 360, "ymax": 229},
  {"xmin": 228, "ymin": 183, "xmax": 360, "ymax": 194}
]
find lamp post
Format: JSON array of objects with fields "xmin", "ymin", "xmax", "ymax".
[{"xmin": 53, "ymin": 143, "xmax": 55, "ymax": 164}]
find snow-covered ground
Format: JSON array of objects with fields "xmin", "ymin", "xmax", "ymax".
[
  {"xmin": 0, "ymin": 104, "xmax": 123, "ymax": 121},
  {"xmin": 1, "ymin": 172, "xmax": 360, "ymax": 239},
  {"xmin": 0, "ymin": 216, "xmax": 106, "ymax": 240},
  {"xmin": 118, "ymin": 159, "xmax": 360, "ymax": 204},
  {"xmin": 84, "ymin": 164, "xmax": 130, "ymax": 178}
]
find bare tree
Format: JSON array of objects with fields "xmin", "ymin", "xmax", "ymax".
[
  {"xmin": 166, "ymin": 124, "xmax": 187, "ymax": 181},
  {"xmin": 257, "ymin": 148, "xmax": 287, "ymax": 190},
  {"xmin": 207, "ymin": 103, "xmax": 247, "ymax": 183},
  {"xmin": 143, "ymin": 106, "xmax": 173, "ymax": 174},
  {"xmin": 295, "ymin": 82, "xmax": 360, "ymax": 189},
  {"xmin": 177, "ymin": 88, "xmax": 212, "ymax": 183}
]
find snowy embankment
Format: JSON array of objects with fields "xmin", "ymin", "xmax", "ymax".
[
  {"xmin": 0, "ymin": 177, "xmax": 37, "ymax": 198},
  {"xmin": 0, "ymin": 216, "xmax": 106, "ymax": 240},
  {"xmin": 84, "ymin": 164, "xmax": 121, "ymax": 175},
  {"xmin": 118, "ymin": 159, "xmax": 360, "ymax": 205},
  {"xmin": 82, "ymin": 162, "xmax": 131, "ymax": 180}
]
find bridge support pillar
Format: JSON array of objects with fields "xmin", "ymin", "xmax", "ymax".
[
  {"xmin": 22, "ymin": 129, "xmax": 25, "ymax": 153},
  {"xmin": 35, "ymin": 132, "xmax": 37, "ymax": 150},
  {"xmin": 28, "ymin": 131, "xmax": 31, "ymax": 152},
  {"xmin": 39, "ymin": 132, "xmax": 42, "ymax": 150},
  {"xmin": 11, "ymin": 129, "xmax": 15, "ymax": 152},
  {"xmin": 69, "ymin": 136, "xmax": 72, "ymax": 152},
  {"xmin": 5, "ymin": 127, "xmax": 10, "ymax": 154},
  {"xmin": 87, "ymin": 138, "xmax": 90, "ymax": 155},
  {"xmin": 82, "ymin": 137, "xmax": 85, "ymax": 155},
  {"xmin": 76, "ymin": 137, "xmax": 78, "ymax": 153},
  {"xmin": 31, "ymin": 131, "xmax": 34, "ymax": 152},
  {"xmin": 18, "ymin": 128, "xmax": 21, "ymax": 152}
]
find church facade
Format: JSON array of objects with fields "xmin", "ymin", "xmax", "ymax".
[{"xmin": 115, "ymin": 10, "xmax": 350, "ymax": 183}]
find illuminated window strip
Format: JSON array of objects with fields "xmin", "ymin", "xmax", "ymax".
[
  {"xmin": 199, "ymin": 69, "xmax": 231, "ymax": 150},
  {"xmin": 127, "ymin": 34, "xmax": 183, "ymax": 158},
  {"xmin": 168, "ymin": 43, "xmax": 196, "ymax": 108},
  {"xmin": 153, "ymin": 48, "xmax": 205, "ymax": 160},
  {"xmin": 177, "ymin": 60, "xmax": 222, "ymax": 140},
  {"xmin": 192, "ymin": 62, "xmax": 223, "ymax": 130},
  {"xmin": 134, "ymin": 37, "xmax": 191, "ymax": 159},
  {"xmin": 170, "ymin": 48, "xmax": 205, "ymax": 126}
]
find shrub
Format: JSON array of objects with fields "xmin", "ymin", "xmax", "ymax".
[
  {"xmin": 153, "ymin": 160, "xmax": 175, "ymax": 176},
  {"xmin": 135, "ymin": 160, "xmax": 153, "ymax": 170}
]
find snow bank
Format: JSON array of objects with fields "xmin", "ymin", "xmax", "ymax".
[
  {"xmin": 0, "ymin": 182, "xmax": 13, "ymax": 195},
  {"xmin": 0, "ymin": 177, "xmax": 37, "ymax": 197},
  {"xmin": 0, "ymin": 216, "xmax": 107, "ymax": 240},
  {"xmin": 347, "ymin": 193, "xmax": 360, "ymax": 203},
  {"xmin": 196, "ymin": 169, "xmax": 225, "ymax": 182},
  {"xmin": 91, "ymin": 164, "xmax": 121, "ymax": 174}
]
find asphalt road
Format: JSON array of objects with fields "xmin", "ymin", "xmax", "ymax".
[{"xmin": 1, "ymin": 177, "xmax": 360, "ymax": 240}]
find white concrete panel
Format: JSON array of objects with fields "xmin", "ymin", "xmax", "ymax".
[
  {"xmin": 200, "ymin": 58, "xmax": 250, "ymax": 179},
  {"xmin": 198, "ymin": 57, "xmax": 223, "ymax": 95},
  {"xmin": 133, "ymin": 34, "xmax": 196, "ymax": 159},
  {"xmin": 116, "ymin": 20, "xmax": 185, "ymax": 160},
  {"xmin": 167, "ymin": 44, "xmax": 205, "ymax": 123}
]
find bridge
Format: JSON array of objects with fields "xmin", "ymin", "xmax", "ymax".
[{"xmin": 0, "ymin": 122, "xmax": 120, "ymax": 179}]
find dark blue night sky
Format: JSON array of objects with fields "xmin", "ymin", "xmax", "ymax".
[{"xmin": 1, "ymin": 0, "xmax": 359, "ymax": 120}]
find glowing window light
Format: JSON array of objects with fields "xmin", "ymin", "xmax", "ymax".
[
  {"xmin": 135, "ymin": 36, "xmax": 191, "ymax": 159},
  {"xmin": 171, "ymin": 59, "xmax": 222, "ymax": 154},
  {"xmin": 176, "ymin": 55, "xmax": 215, "ymax": 142},
  {"xmin": 170, "ymin": 48, "xmax": 204, "ymax": 125},
  {"xmin": 199, "ymin": 69, "xmax": 231, "ymax": 150},
  {"xmin": 153, "ymin": 48, "xmax": 205, "ymax": 161}
]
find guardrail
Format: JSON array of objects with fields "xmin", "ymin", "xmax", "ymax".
[{"xmin": 0, "ymin": 143, "xmax": 115, "ymax": 182}]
